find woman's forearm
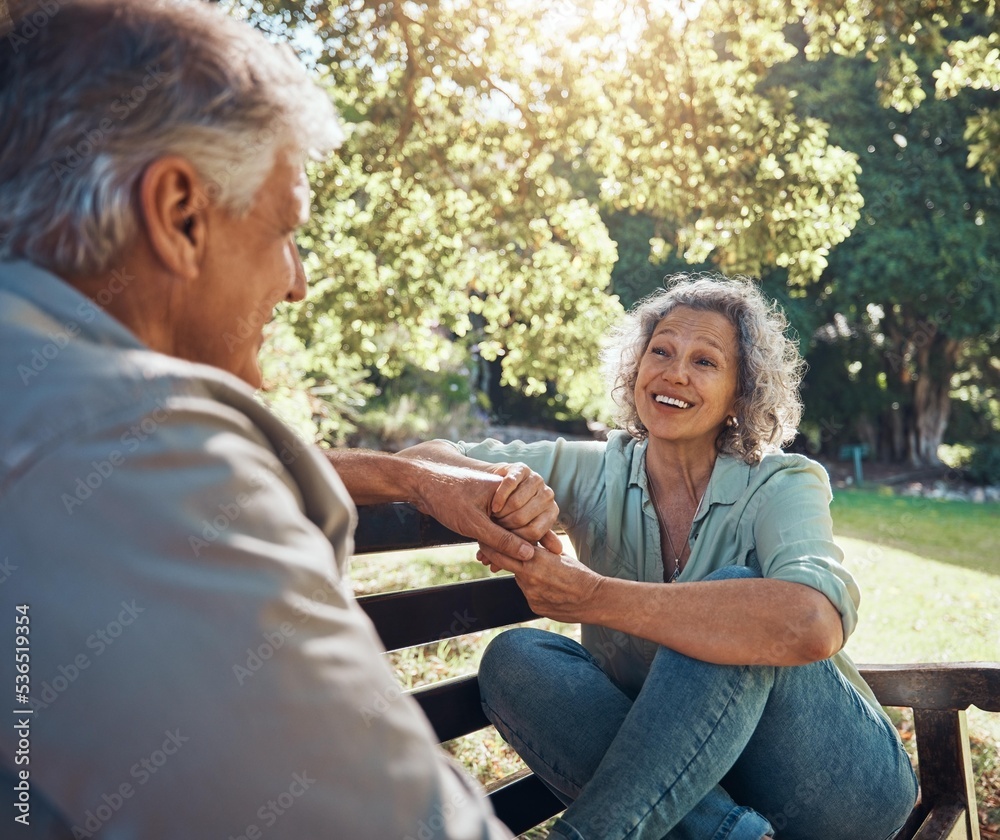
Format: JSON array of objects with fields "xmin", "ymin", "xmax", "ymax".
[
  {"xmin": 326, "ymin": 447, "xmax": 557, "ymax": 557},
  {"xmin": 586, "ymin": 576, "xmax": 844, "ymax": 666}
]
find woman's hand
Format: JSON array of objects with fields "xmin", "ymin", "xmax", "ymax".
[
  {"xmin": 477, "ymin": 531, "xmax": 605, "ymax": 623},
  {"xmin": 486, "ymin": 462, "xmax": 559, "ymax": 544}
]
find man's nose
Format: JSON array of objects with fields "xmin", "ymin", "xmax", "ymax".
[{"xmin": 285, "ymin": 238, "xmax": 307, "ymax": 302}]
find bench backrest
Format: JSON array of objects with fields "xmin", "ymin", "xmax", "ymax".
[{"xmin": 355, "ymin": 503, "xmax": 1000, "ymax": 840}]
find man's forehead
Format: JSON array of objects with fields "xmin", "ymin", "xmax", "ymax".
[
  {"xmin": 289, "ymin": 166, "xmax": 311, "ymax": 225},
  {"xmin": 269, "ymin": 159, "xmax": 311, "ymax": 225}
]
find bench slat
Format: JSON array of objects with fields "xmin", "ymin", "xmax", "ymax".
[
  {"xmin": 411, "ymin": 675, "xmax": 491, "ymax": 743},
  {"xmin": 913, "ymin": 709, "xmax": 981, "ymax": 840},
  {"xmin": 910, "ymin": 802, "xmax": 967, "ymax": 840},
  {"xmin": 486, "ymin": 771, "xmax": 564, "ymax": 836},
  {"xmin": 859, "ymin": 663, "xmax": 1000, "ymax": 712},
  {"xmin": 359, "ymin": 576, "xmax": 536, "ymax": 651},
  {"xmin": 893, "ymin": 803, "xmax": 931, "ymax": 840},
  {"xmin": 354, "ymin": 502, "xmax": 469, "ymax": 554}
]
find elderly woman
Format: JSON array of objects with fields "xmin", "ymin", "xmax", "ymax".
[{"xmin": 403, "ymin": 275, "xmax": 917, "ymax": 840}]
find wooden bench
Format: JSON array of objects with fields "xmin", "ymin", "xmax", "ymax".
[{"xmin": 355, "ymin": 503, "xmax": 1000, "ymax": 840}]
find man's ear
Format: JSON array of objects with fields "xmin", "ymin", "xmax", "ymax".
[{"xmin": 138, "ymin": 156, "xmax": 207, "ymax": 280}]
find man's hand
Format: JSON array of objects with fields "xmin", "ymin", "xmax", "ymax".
[
  {"xmin": 476, "ymin": 531, "xmax": 604, "ymax": 623},
  {"xmin": 486, "ymin": 462, "xmax": 559, "ymax": 544},
  {"xmin": 410, "ymin": 461, "xmax": 541, "ymax": 561},
  {"xmin": 327, "ymin": 447, "xmax": 558, "ymax": 561}
]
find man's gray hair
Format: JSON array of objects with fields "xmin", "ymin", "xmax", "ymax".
[
  {"xmin": 0, "ymin": 0, "xmax": 344, "ymax": 276},
  {"xmin": 601, "ymin": 273, "xmax": 805, "ymax": 465}
]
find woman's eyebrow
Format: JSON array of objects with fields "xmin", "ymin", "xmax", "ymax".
[{"xmin": 651, "ymin": 326, "xmax": 730, "ymax": 357}]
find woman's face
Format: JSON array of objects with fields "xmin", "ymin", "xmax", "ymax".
[{"xmin": 634, "ymin": 306, "xmax": 740, "ymax": 451}]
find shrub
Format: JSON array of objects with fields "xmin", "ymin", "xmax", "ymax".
[{"xmin": 963, "ymin": 444, "xmax": 1000, "ymax": 486}]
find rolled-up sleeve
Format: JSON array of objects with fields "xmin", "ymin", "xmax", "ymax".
[{"xmin": 751, "ymin": 459, "xmax": 860, "ymax": 645}]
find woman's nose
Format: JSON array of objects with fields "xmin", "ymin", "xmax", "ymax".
[{"xmin": 662, "ymin": 356, "xmax": 689, "ymax": 383}]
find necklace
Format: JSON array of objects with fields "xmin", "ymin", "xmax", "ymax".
[{"xmin": 646, "ymin": 471, "xmax": 707, "ymax": 583}]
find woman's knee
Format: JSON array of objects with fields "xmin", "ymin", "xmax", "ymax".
[
  {"xmin": 481, "ymin": 628, "xmax": 570, "ymax": 698},
  {"xmin": 482, "ymin": 627, "xmax": 549, "ymax": 676}
]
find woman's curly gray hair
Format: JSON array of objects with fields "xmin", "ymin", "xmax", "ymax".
[{"xmin": 601, "ymin": 273, "xmax": 805, "ymax": 465}]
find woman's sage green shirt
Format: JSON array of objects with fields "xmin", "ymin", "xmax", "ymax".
[{"xmin": 448, "ymin": 431, "xmax": 887, "ymax": 723}]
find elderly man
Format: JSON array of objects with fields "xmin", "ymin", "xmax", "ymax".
[{"xmin": 0, "ymin": 1, "xmax": 555, "ymax": 837}]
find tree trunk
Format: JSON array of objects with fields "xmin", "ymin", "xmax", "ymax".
[
  {"xmin": 883, "ymin": 405, "xmax": 907, "ymax": 463},
  {"xmin": 908, "ymin": 334, "xmax": 960, "ymax": 466},
  {"xmin": 879, "ymin": 307, "xmax": 962, "ymax": 467}
]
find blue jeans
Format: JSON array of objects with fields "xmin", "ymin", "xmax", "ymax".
[{"xmin": 478, "ymin": 568, "xmax": 917, "ymax": 840}]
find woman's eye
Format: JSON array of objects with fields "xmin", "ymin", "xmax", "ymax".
[{"xmin": 698, "ymin": 358, "xmax": 717, "ymax": 367}]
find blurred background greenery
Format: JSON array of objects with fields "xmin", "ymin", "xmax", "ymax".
[{"xmin": 225, "ymin": 0, "xmax": 999, "ymax": 484}]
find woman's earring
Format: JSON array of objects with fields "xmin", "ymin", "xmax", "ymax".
[{"xmin": 726, "ymin": 415, "xmax": 739, "ymax": 428}]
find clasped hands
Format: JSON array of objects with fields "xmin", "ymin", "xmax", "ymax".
[
  {"xmin": 477, "ymin": 463, "xmax": 603, "ymax": 623},
  {"xmin": 409, "ymin": 456, "xmax": 601, "ymax": 622}
]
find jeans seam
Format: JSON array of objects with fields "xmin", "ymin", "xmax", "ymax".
[
  {"xmin": 620, "ymin": 663, "xmax": 756, "ymax": 840},
  {"xmin": 481, "ymin": 696, "xmax": 583, "ymax": 796},
  {"xmin": 709, "ymin": 806, "xmax": 771, "ymax": 840}
]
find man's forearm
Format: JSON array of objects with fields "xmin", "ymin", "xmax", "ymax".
[
  {"xmin": 397, "ymin": 440, "xmax": 493, "ymax": 471},
  {"xmin": 325, "ymin": 447, "xmax": 541, "ymax": 561},
  {"xmin": 325, "ymin": 449, "xmax": 428, "ymax": 506}
]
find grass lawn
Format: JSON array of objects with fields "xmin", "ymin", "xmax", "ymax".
[
  {"xmin": 350, "ymin": 488, "xmax": 1000, "ymax": 833},
  {"xmin": 830, "ymin": 488, "xmax": 998, "ymax": 579},
  {"xmin": 832, "ymin": 489, "xmax": 1000, "ymax": 830}
]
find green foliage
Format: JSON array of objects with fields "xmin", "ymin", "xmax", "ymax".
[
  {"xmin": 962, "ymin": 444, "xmax": 1000, "ymax": 486},
  {"xmin": 794, "ymin": 0, "xmax": 1000, "ymax": 179},
  {"xmin": 798, "ymin": 328, "xmax": 896, "ymax": 455},
  {"xmin": 234, "ymin": 0, "xmax": 1000, "ymax": 443},
  {"xmin": 257, "ymin": 309, "xmax": 373, "ymax": 445},
  {"xmin": 771, "ymin": 45, "xmax": 1000, "ymax": 462},
  {"xmin": 347, "ymin": 348, "xmax": 488, "ymax": 449}
]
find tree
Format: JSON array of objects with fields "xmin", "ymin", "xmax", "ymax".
[
  {"xmin": 228, "ymin": 0, "xmax": 870, "ymax": 439},
  {"xmin": 783, "ymin": 51, "xmax": 1000, "ymax": 465},
  {"xmin": 225, "ymin": 0, "xmax": 1000, "ymax": 443},
  {"xmin": 787, "ymin": 0, "xmax": 1000, "ymax": 181}
]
